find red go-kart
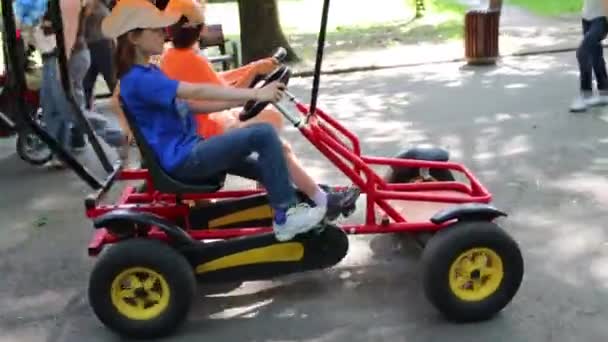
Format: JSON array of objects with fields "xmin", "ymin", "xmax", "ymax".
[{"xmin": 84, "ymin": 48, "xmax": 524, "ymax": 339}]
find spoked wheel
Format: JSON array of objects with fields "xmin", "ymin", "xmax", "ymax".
[
  {"xmin": 16, "ymin": 108, "xmax": 51, "ymax": 165},
  {"xmin": 88, "ymin": 239, "xmax": 196, "ymax": 339},
  {"xmin": 16, "ymin": 129, "xmax": 52, "ymax": 165},
  {"xmin": 421, "ymin": 221, "xmax": 524, "ymax": 322}
]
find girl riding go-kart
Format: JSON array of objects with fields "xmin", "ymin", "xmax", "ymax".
[{"xmin": 103, "ymin": 0, "xmax": 359, "ymax": 241}]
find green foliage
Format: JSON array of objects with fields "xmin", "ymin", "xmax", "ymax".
[{"xmin": 507, "ymin": 0, "xmax": 582, "ymax": 16}]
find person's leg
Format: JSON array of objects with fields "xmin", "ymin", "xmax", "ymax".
[
  {"xmin": 68, "ymin": 48, "xmax": 91, "ymax": 150},
  {"xmin": 220, "ymin": 109, "xmax": 360, "ymax": 220},
  {"xmin": 172, "ymin": 123, "xmax": 326, "ymax": 241},
  {"xmin": 589, "ymin": 17, "xmax": 608, "ymax": 96},
  {"xmin": 83, "ymin": 44, "xmax": 100, "ymax": 111},
  {"xmin": 41, "ymin": 56, "xmax": 73, "ymax": 168},
  {"xmin": 222, "ymin": 109, "xmax": 325, "ymax": 198},
  {"xmin": 95, "ymin": 39, "xmax": 117, "ymax": 101},
  {"xmin": 173, "ymin": 124, "xmax": 294, "ymax": 208},
  {"xmin": 83, "ymin": 66, "xmax": 98, "ymax": 111},
  {"xmin": 280, "ymin": 137, "xmax": 361, "ymax": 220},
  {"xmin": 570, "ymin": 19, "xmax": 598, "ymax": 112}
]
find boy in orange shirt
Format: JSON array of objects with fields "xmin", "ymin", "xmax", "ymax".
[
  {"xmin": 160, "ymin": 15, "xmax": 359, "ymax": 221},
  {"xmin": 161, "ymin": 22, "xmax": 281, "ymax": 138}
]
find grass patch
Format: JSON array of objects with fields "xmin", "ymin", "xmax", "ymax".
[
  {"xmin": 506, "ymin": 0, "xmax": 582, "ymax": 16},
  {"xmin": 287, "ymin": 0, "xmax": 467, "ymax": 61},
  {"xmin": 209, "ymin": 0, "xmax": 466, "ymax": 64}
]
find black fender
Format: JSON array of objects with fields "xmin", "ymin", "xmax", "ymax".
[
  {"xmin": 93, "ymin": 209, "xmax": 195, "ymax": 246},
  {"xmin": 396, "ymin": 146, "xmax": 450, "ymax": 162},
  {"xmin": 430, "ymin": 203, "xmax": 506, "ymax": 225}
]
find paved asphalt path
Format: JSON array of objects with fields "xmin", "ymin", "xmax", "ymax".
[{"xmin": 1, "ymin": 52, "xmax": 608, "ymax": 341}]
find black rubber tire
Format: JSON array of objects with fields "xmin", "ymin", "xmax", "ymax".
[
  {"xmin": 421, "ymin": 221, "xmax": 524, "ymax": 322},
  {"xmin": 384, "ymin": 159, "xmax": 454, "ymax": 246},
  {"xmin": 16, "ymin": 131, "xmax": 52, "ymax": 165},
  {"xmin": 88, "ymin": 239, "xmax": 196, "ymax": 339},
  {"xmin": 308, "ymin": 224, "xmax": 350, "ymax": 269},
  {"xmin": 385, "ymin": 165, "xmax": 455, "ymax": 184}
]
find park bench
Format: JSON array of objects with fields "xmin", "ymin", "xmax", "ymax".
[{"xmin": 199, "ymin": 24, "xmax": 240, "ymax": 71}]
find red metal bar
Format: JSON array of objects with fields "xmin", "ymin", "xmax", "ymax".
[
  {"xmin": 363, "ymin": 156, "xmax": 466, "ymax": 170},
  {"xmin": 88, "ymin": 228, "xmax": 110, "ymax": 256},
  {"xmin": 308, "ymin": 132, "xmax": 368, "ymax": 190},
  {"xmin": 124, "ymin": 189, "xmax": 264, "ymax": 203},
  {"xmin": 117, "ymin": 169, "xmax": 148, "ymax": 180},
  {"xmin": 316, "ymin": 108, "xmax": 361, "ymax": 157},
  {"xmin": 363, "ymin": 156, "xmax": 488, "ymax": 196},
  {"xmin": 375, "ymin": 189, "xmax": 491, "ymax": 203},
  {"xmin": 295, "ymin": 101, "xmax": 361, "ymax": 157},
  {"xmin": 384, "ymin": 181, "xmax": 472, "ymax": 194},
  {"xmin": 312, "ymin": 124, "xmax": 387, "ymax": 187},
  {"xmin": 339, "ymin": 222, "xmax": 450, "ymax": 233},
  {"xmin": 366, "ymin": 193, "xmax": 376, "ymax": 224},
  {"xmin": 119, "ymin": 185, "xmax": 137, "ymax": 204},
  {"xmin": 316, "ymin": 120, "xmax": 365, "ymax": 176},
  {"xmin": 374, "ymin": 197, "xmax": 407, "ymax": 223},
  {"xmin": 87, "ymin": 204, "xmax": 189, "ymax": 219},
  {"xmin": 318, "ymin": 122, "xmax": 350, "ymax": 151}
]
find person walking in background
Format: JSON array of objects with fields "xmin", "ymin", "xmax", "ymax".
[
  {"xmin": 571, "ymin": 0, "xmax": 608, "ymax": 112},
  {"xmin": 83, "ymin": 0, "xmax": 115, "ymax": 111},
  {"xmin": 26, "ymin": 0, "xmax": 88, "ymax": 167},
  {"xmin": 68, "ymin": 0, "xmax": 93, "ymax": 152}
]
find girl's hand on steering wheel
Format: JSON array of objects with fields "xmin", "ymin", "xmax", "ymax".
[{"xmin": 254, "ymin": 81, "xmax": 286, "ymax": 102}]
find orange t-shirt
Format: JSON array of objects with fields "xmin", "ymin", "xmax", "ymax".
[{"xmin": 160, "ymin": 47, "xmax": 227, "ymax": 138}]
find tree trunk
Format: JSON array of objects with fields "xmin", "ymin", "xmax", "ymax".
[
  {"xmin": 488, "ymin": 0, "xmax": 503, "ymax": 11},
  {"xmin": 237, "ymin": 0, "xmax": 299, "ymax": 64},
  {"xmin": 415, "ymin": 0, "xmax": 425, "ymax": 18}
]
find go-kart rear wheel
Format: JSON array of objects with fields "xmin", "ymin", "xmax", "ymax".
[
  {"xmin": 384, "ymin": 163, "xmax": 455, "ymax": 184},
  {"xmin": 88, "ymin": 239, "xmax": 196, "ymax": 339},
  {"xmin": 421, "ymin": 221, "xmax": 523, "ymax": 322}
]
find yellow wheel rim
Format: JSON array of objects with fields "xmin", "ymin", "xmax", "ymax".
[
  {"xmin": 110, "ymin": 267, "xmax": 171, "ymax": 320},
  {"xmin": 449, "ymin": 248, "xmax": 504, "ymax": 301}
]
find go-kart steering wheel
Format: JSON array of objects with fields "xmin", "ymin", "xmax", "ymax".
[
  {"xmin": 247, "ymin": 47, "xmax": 288, "ymax": 89},
  {"xmin": 239, "ymin": 48, "xmax": 291, "ymax": 121}
]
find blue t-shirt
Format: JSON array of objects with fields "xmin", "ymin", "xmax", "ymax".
[{"xmin": 120, "ymin": 65, "xmax": 199, "ymax": 171}]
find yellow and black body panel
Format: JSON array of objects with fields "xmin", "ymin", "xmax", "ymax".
[
  {"xmin": 187, "ymin": 191, "xmax": 315, "ymax": 230},
  {"xmin": 180, "ymin": 225, "xmax": 349, "ymax": 282},
  {"xmin": 187, "ymin": 193, "xmax": 274, "ymax": 230}
]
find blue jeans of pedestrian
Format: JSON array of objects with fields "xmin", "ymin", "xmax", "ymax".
[
  {"xmin": 172, "ymin": 123, "xmax": 296, "ymax": 209},
  {"xmin": 578, "ymin": 17, "xmax": 608, "ymax": 93},
  {"xmin": 41, "ymin": 55, "xmax": 75, "ymax": 151},
  {"xmin": 68, "ymin": 48, "xmax": 91, "ymax": 148}
]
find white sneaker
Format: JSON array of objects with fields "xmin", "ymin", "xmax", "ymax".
[
  {"xmin": 584, "ymin": 95, "xmax": 608, "ymax": 107},
  {"xmin": 570, "ymin": 95, "xmax": 591, "ymax": 112},
  {"xmin": 570, "ymin": 92, "xmax": 608, "ymax": 112},
  {"xmin": 44, "ymin": 157, "xmax": 66, "ymax": 170},
  {"xmin": 273, "ymin": 203, "xmax": 326, "ymax": 242}
]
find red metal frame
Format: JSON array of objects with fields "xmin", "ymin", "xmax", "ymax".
[{"xmin": 87, "ymin": 99, "xmax": 492, "ymax": 255}]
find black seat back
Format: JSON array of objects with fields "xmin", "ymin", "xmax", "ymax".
[{"xmin": 118, "ymin": 97, "xmax": 224, "ymax": 194}]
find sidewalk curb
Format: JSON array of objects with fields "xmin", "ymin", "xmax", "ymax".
[{"xmin": 290, "ymin": 43, "xmax": 608, "ymax": 78}]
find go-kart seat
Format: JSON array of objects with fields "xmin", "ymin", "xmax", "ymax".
[{"xmin": 119, "ymin": 97, "xmax": 225, "ymax": 194}]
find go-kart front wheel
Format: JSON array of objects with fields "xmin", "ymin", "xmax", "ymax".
[
  {"xmin": 88, "ymin": 239, "xmax": 196, "ymax": 339},
  {"xmin": 421, "ymin": 221, "xmax": 523, "ymax": 322}
]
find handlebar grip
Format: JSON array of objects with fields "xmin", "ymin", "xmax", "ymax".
[{"xmin": 273, "ymin": 47, "xmax": 288, "ymax": 63}]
